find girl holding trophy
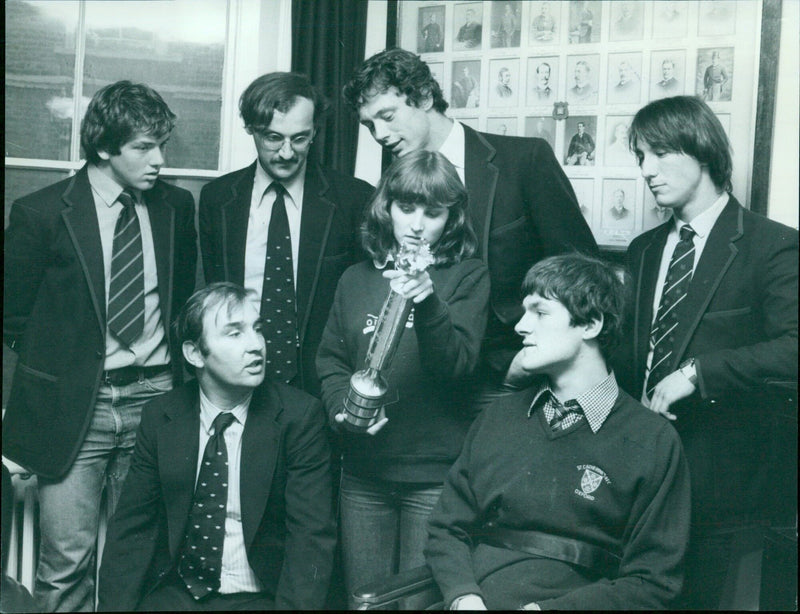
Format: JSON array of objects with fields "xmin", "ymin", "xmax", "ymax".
[{"xmin": 317, "ymin": 150, "xmax": 490, "ymax": 608}]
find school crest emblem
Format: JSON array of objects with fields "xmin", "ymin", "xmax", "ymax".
[{"xmin": 581, "ymin": 468, "xmax": 603, "ymax": 494}]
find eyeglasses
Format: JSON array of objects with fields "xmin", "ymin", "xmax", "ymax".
[{"xmin": 252, "ymin": 129, "xmax": 314, "ymax": 151}]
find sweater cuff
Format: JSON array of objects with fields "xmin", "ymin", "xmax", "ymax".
[{"xmin": 413, "ymin": 292, "xmax": 448, "ymax": 325}]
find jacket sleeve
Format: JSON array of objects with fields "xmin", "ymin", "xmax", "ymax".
[
  {"xmin": 424, "ymin": 413, "xmax": 487, "ymax": 606},
  {"xmin": 537, "ymin": 424, "xmax": 691, "ymax": 610},
  {"xmin": 172, "ymin": 189, "xmax": 198, "ymax": 316},
  {"xmin": 3, "ymin": 199, "xmax": 49, "ymax": 350},
  {"xmin": 275, "ymin": 398, "xmax": 337, "ymax": 610},
  {"xmin": 97, "ymin": 404, "xmax": 163, "ymax": 611},
  {"xmin": 523, "ymin": 140, "xmax": 598, "ymax": 258},
  {"xmin": 198, "ymin": 182, "xmax": 223, "ymax": 284},
  {"xmin": 695, "ymin": 226, "xmax": 798, "ymax": 397},
  {"xmin": 414, "ymin": 259, "xmax": 490, "ymax": 379}
]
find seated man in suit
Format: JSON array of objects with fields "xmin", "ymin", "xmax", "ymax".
[
  {"xmin": 426, "ymin": 253, "xmax": 691, "ymax": 610},
  {"xmin": 98, "ymin": 282, "xmax": 336, "ymax": 611},
  {"xmin": 618, "ymin": 95, "xmax": 798, "ymax": 609},
  {"xmin": 199, "ymin": 72, "xmax": 373, "ymax": 396}
]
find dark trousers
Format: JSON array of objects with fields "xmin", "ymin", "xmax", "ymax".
[{"xmin": 138, "ymin": 574, "xmax": 274, "ymax": 611}]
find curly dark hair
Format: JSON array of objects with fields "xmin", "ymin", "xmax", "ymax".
[
  {"xmin": 361, "ymin": 150, "xmax": 476, "ymax": 266},
  {"xmin": 521, "ymin": 253, "xmax": 629, "ymax": 358},
  {"xmin": 343, "ymin": 48, "xmax": 448, "ymax": 114}
]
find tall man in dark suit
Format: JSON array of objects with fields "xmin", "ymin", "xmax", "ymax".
[
  {"xmin": 98, "ymin": 283, "xmax": 336, "ymax": 610},
  {"xmin": 617, "ymin": 96, "xmax": 798, "ymax": 609},
  {"xmin": 199, "ymin": 72, "xmax": 373, "ymax": 396},
  {"xmin": 343, "ymin": 48, "xmax": 597, "ymax": 400},
  {"xmin": 2, "ymin": 80, "xmax": 197, "ymax": 611}
]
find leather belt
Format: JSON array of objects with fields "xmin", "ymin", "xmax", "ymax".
[
  {"xmin": 480, "ymin": 526, "xmax": 621, "ymax": 577},
  {"xmin": 103, "ymin": 365, "xmax": 171, "ymax": 386}
]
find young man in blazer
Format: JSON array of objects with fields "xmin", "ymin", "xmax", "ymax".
[
  {"xmin": 199, "ymin": 72, "xmax": 374, "ymax": 396},
  {"xmin": 617, "ymin": 95, "xmax": 798, "ymax": 609},
  {"xmin": 3, "ymin": 81, "xmax": 197, "ymax": 612},
  {"xmin": 98, "ymin": 283, "xmax": 336, "ymax": 610},
  {"xmin": 344, "ymin": 48, "xmax": 597, "ymax": 401}
]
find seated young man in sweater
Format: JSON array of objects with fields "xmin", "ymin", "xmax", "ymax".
[{"xmin": 425, "ymin": 253, "xmax": 691, "ymax": 610}]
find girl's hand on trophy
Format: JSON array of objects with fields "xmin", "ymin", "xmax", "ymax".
[{"xmin": 383, "ymin": 269, "xmax": 434, "ymax": 303}]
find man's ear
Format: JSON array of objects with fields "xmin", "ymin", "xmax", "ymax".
[
  {"xmin": 97, "ymin": 149, "xmax": 111, "ymax": 161},
  {"xmin": 420, "ymin": 91, "xmax": 435, "ymax": 112},
  {"xmin": 582, "ymin": 314, "xmax": 604, "ymax": 341},
  {"xmin": 182, "ymin": 340, "xmax": 204, "ymax": 370}
]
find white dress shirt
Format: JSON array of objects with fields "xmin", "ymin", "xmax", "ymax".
[
  {"xmin": 437, "ymin": 120, "xmax": 466, "ymax": 185},
  {"xmin": 87, "ymin": 164, "xmax": 169, "ymax": 370},
  {"xmin": 197, "ymin": 390, "xmax": 264, "ymax": 594},
  {"xmin": 243, "ymin": 161, "xmax": 306, "ymax": 300}
]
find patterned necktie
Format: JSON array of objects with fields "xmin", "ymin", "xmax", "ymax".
[
  {"xmin": 179, "ymin": 411, "xmax": 237, "ymax": 600},
  {"xmin": 107, "ymin": 189, "xmax": 145, "ymax": 347},
  {"xmin": 549, "ymin": 398, "xmax": 583, "ymax": 431},
  {"xmin": 646, "ymin": 225, "xmax": 696, "ymax": 398},
  {"xmin": 261, "ymin": 182, "xmax": 298, "ymax": 383}
]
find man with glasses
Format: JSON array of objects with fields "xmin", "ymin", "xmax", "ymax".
[{"xmin": 199, "ymin": 72, "xmax": 374, "ymax": 396}]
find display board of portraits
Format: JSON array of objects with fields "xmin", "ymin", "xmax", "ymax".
[{"xmin": 398, "ymin": 0, "xmax": 762, "ymax": 248}]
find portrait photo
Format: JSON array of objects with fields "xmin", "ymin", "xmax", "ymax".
[
  {"xmin": 489, "ymin": 58, "xmax": 520, "ymax": 107},
  {"xmin": 698, "ymin": 0, "xmax": 737, "ymax": 36},
  {"xmin": 642, "ymin": 189, "xmax": 672, "ymax": 231},
  {"xmin": 529, "ymin": 1, "xmax": 560, "ymax": 44},
  {"xmin": 607, "ymin": 52, "xmax": 642, "ymax": 105},
  {"xmin": 604, "ymin": 116, "xmax": 636, "ymax": 167},
  {"xmin": 601, "ymin": 178, "xmax": 637, "ymax": 231},
  {"xmin": 526, "ymin": 56, "xmax": 559, "ymax": 106},
  {"xmin": 568, "ymin": 0, "xmax": 601, "ymax": 44},
  {"xmin": 524, "ymin": 115, "xmax": 556, "ymax": 151},
  {"xmin": 569, "ymin": 177, "xmax": 594, "ymax": 222},
  {"xmin": 486, "ymin": 117, "xmax": 517, "ymax": 136},
  {"xmin": 649, "ymin": 50, "xmax": 685, "ymax": 100},
  {"xmin": 451, "ymin": 60, "xmax": 482, "ymax": 109},
  {"xmin": 428, "ymin": 62, "xmax": 445, "ymax": 92},
  {"xmin": 652, "ymin": 0, "xmax": 688, "ymax": 39},
  {"xmin": 417, "ymin": 5, "xmax": 445, "ymax": 54},
  {"xmin": 609, "ymin": 1, "xmax": 643, "ymax": 42},
  {"xmin": 490, "ymin": 1, "xmax": 521, "ymax": 48},
  {"xmin": 454, "ymin": 2, "xmax": 484, "ymax": 51},
  {"xmin": 696, "ymin": 47, "xmax": 734, "ymax": 102},
  {"xmin": 566, "ymin": 54, "xmax": 599, "ymax": 105},
  {"xmin": 563, "ymin": 115, "xmax": 597, "ymax": 166}
]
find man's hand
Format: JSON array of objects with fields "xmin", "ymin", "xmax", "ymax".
[
  {"xmin": 503, "ymin": 350, "xmax": 537, "ymax": 389},
  {"xmin": 2, "ymin": 456, "xmax": 31, "ymax": 476},
  {"xmin": 648, "ymin": 370, "xmax": 696, "ymax": 420},
  {"xmin": 383, "ymin": 269, "xmax": 434, "ymax": 304},
  {"xmin": 451, "ymin": 594, "xmax": 487, "ymax": 610},
  {"xmin": 334, "ymin": 406, "xmax": 389, "ymax": 435}
]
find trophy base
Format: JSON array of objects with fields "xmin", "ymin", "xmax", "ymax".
[{"xmin": 342, "ymin": 371, "xmax": 387, "ymax": 432}]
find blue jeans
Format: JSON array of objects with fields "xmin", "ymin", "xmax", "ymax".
[
  {"xmin": 35, "ymin": 371, "xmax": 173, "ymax": 612},
  {"xmin": 339, "ymin": 472, "xmax": 443, "ymax": 610}
]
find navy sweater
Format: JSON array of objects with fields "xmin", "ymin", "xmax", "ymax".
[
  {"xmin": 315, "ymin": 258, "xmax": 490, "ymax": 483},
  {"xmin": 425, "ymin": 386, "xmax": 691, "ymax": 610}
]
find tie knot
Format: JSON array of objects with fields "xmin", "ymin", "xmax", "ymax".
[
  {"xmin": 118, "ymin": 190, "xmax": 136, "ymax": 209},
  {"xmin": 212, "ymin": 411, "xmax": 236, "ymax": 436},
  {"xmin": 269, "ymin": 182, "xmax": 287, "ymax": 198},
  {"xmin": 679, "ymin": 225, "xmax": 695, "ymax": 242}
]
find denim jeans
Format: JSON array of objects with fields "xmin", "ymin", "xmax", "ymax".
[
  {"xmin": 339, "ymin": 472, "xmax": 443, "ymax": 610},
  {"xmin": 35, "ymin": 371, "xmax": 173, "ymax": 612}
]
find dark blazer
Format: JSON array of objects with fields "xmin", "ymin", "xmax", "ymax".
[
  {"xmin": 461, "ymin": 124, "xmax": 598, "ymax": 373},
  {"xmin": 199, "ymin": 161, "xmax": 374, "ymax": 395},
  {"xmin": 617, "ymin": 196, "xmax": 798, "ymax": 527},
  {"xmin": 2, "ymin": 166, "xmax": 197, "ymax": 479},
  {"xmin": 97, "ymin": 380, "xmax": 336, "ymax": 611}
]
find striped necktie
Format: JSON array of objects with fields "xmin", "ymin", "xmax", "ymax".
[
  {"xmin": 646, "ymin": 225, "xmax": 696, "ymax": 398},
  {"xmin": 107, "ymin": 189, "xmax": 145, "ymax": 347}
]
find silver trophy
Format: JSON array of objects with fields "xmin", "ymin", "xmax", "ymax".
[{"xmin": 342, "ymin": 240, "xmax": 436, "ymax": 432}]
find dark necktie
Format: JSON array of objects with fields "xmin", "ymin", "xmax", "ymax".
[
  {"xmin": 178, "ymin": 411, "xmax": 237, "ymax": 600},
  {"xmin": 107, "ymin": 189, "xmax": 145, "ymax": 347},
  {"xmin": 549, "ymin": 397, "xmax": 583, "ymax": 431},
  {"xmin": 646, "ymin": 225, "xmax": 696, "ymax": 398},
  {"xmin": 261, "ymin": 182, "xmax": 298, "ymax": 383}
]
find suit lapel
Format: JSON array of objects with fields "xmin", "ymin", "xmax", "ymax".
[
  {"xmin": 240, "ymin": 385, "xmax": 281, "ymax": 548},
  {"xmin": 222, "ymin": 164, "xmax": 257, "ymax": 284},
  {"xmin": 296, "ymin": 163, "xmax": 336, "ymax": 343},
  {"xmin": 159, "ymin": 384, "xmax": 201, "ymax": 557},
  {"xmin": 673, "ymin": 198, "xmax": 743, "ymax": 364},
  {"xmin": 143, "ymin": 184, "xmax": 176, "ymax": 330},
  {"xmin": 60, "ymin": 166, "xmax": 107, "ymax": 336},
  {"xmin": 463, "ymin": 125, "xmax": 498, "ymax": 258}
]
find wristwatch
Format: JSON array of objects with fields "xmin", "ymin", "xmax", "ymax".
[{"xmin": 679, "ymin": 357, "xmax": 697, "ymax": 386}]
